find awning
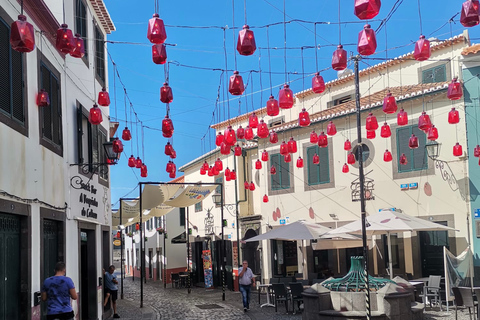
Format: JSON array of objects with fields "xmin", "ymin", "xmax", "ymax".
[
  {"xmin": 171, "ymin": 231, "xmax": 187, "ymax": 244},
  {"xmin": 164, "ymin": 185, "xmax": 217, "ymax": 207}
]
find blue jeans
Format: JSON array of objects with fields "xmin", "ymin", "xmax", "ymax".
[{"xmin": 239, "ymin": 284, "xmax": 251, "ymax": 308}]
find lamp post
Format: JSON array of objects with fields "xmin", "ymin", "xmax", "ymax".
[{"xmin": 212, "ymin": 191, "xmax": 226, "ymax": 301}]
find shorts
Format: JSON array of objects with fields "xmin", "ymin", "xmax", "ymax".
[
  {"xmin": 105, "ymin": 288, "xmax": 118, "ymax": 302},
  {"xmin": 46, "ymin": 311, "xmax": 74, "ymax": 320}
]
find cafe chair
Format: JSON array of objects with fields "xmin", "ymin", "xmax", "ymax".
[
  {"xmin": 171, "ymin": 273, "xmax": 180, "ymax": 288},
  {"xmin": 289, "ymin": 282, "xmax": 304, "ymax": 314},
  {"xmin": 271, "ymin": 283, "xmax": 291, "ymax": 313},
  {"xmin": 454, "ymin": 287, "xmax": 477, "ymax": 320},
  {"xmin": 420, "ymin": 275, "xmax": 442, "ymax": 310}
]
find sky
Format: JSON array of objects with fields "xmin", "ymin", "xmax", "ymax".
[{"xmin": 103, "ymin": 0, "xmax": 480, "ymax": 208}]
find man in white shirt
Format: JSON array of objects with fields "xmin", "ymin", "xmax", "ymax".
[{"xmin": 238, "ymin": 260, "xmax": 255, "ymax": 312}]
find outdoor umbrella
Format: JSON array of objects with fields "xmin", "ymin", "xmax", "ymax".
[{"xmin": 326, "ymin": 209, "xmax": 456, "ymax": 279}]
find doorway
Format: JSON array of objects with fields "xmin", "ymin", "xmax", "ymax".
[
  {"xmin": 271, "ymin": 240, "xmax": 298, "ymax": 277},
  {"xmin": 242, "ymin": 229, "xmax": 260, "ymax": 274},
  {"xmin": 79, "ymin": 228, "xmax": 97, "ymax": 320},
  {"xmin": 156, "ymin": 248, "xmax": 161, "ymax": 281},
  {"xmin": 149, "ymin": 250, "xmax": 153, "ymax": 279},
  {"xmin": 419, "ymin": 223, "xmax": 449, "ymax": 277}
]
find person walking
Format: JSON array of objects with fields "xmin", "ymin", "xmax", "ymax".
[
  {"xmin": 41, "ymin": 262, "xmax": 77, "ymax": 320},
  {"xmin": 104, "ymin": 265, "xmax": 120, "ymax": 318},
  {"xmin": 238, "ymin": 260, "xmax": 255, "ymax": 312}
]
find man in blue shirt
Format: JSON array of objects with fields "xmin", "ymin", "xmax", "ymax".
[
  {"xmin": 238, "ymin": 260, "xmax": 255, "ymax": 312},
  {"xmin": 104, "ymin": 265, "xmax": 120, "ymax": 318},
  {"xmin": 41, "ymin": 262, "xmax": 77, "ymax": 320}
]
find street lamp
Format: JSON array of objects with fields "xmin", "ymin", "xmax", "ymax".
[
  {"xmin": 211, "ymin": 191, "xmax": 226, "ymax": 301},
  {"xmin": 425, "ymin": 141, "xmax": 441, "ymax": 160}
]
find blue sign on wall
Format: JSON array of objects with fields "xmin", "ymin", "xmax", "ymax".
[
  {"xmin": 409, "ymin": 183, "xmax": 418, "ymax": 189},
  {"xmin": 474, "ymin": 209, "xmax": 480, "ymax": 219},
  {"xmin": 400, "ymin": 184, "xmax": 409, "ymax": 190},
  {"xmin": 279, "ymin": 219, "xmax": 286, "ymax": 225}
]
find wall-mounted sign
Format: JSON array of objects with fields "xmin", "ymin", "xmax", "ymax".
[
  {"xmin": 474, "ymin": 209, "xmax": 480, "ymax": 219},
  {"xmin": 71, "ymin": 176, "xmax": 99, "ymax": 219},
  {"xmin": 400, "ymin": 184, "xmax": 409, "ymax": 191},
  {"xmin": 228, "ymin": 234, "xmax": 231, "ymax": 239},
  {"xmin": 409, "ymin": 183, "xmax": 418, "ymax": 190},
  {"xmin": 279, "ymin": 219, "xmax": 286, "ymax": 225},
  {"xmin": 113, "ymin": 239, "xmax": 121, "ymax": 246}
]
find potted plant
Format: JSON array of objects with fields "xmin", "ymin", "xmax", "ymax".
[
  {"xmin": 156, "ymin": 227, "xmax": 164, "ymax": 234},
  {"xmin": 127, "ymin": 232, "xmax": 133, "ymax": 237},
  {"xmin": 144, "ymin": 236, "xmax": 148, "ymax": 242}
]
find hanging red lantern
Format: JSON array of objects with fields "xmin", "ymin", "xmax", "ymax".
[
  {"xmin": 270, "ymin": 165, "xmax": 277, "ymax": 175},
  {"xmin": 220, "ymin": 142, "xmax": 230, "ymax": 155},
  {"xmin": 135, "ymin": 157, "xmax": 142, "ymax": 168},
  {"xmin": 284, "ymin": 153, "xmax": 292, "ymax": 163},
  {"xmin": 357, "ymin": 24, "xmax": 377, "ymax": 56},
  {"xmin": 460, "ymin": 0, "xmax": 480, "ymax": 27},
  {"xmin": 474, "ymin": 145, "xmax": 480, "ymax": 157},
  {"xmin": 237, "ymin": 25, "xmax": 256, "ymax": 56},
  {"xmin": 448, "ymin": 78, "xmax": 463, "ymax": 100},
  {"xmin": 212, "ymin": 165, "xmax": 219, "ymax": 176},
  {"xmin": 408, "ymin": 134, "xmax": 419, "ymax": 149},
  {"xmin": 261, "ymin": 150, "xmax": 269, "ymax": 162},
  {"xmin": 269, "ymin": 131, "xmax": 278, "ymax": 144},
  {"xmin": 384, "ymin": 150, "xmax": 393, "ymax": 162},
  {"xmin": 10, "ymin": 15, "xmax": 35, "ymax": 53},
  {"xmin": 418, "ymin": 112, "xmax": 432, "ymax": 132},
  {"xmin": 224, "ymin": 126, "xmax": 237, "ymax": 146},
  {"xmin": 249, "ymin": 182, "xmax": 255, "ymax": 191},
  {"xmin": 279, "ymin": 84, "xmax": 294, "ymax": 109},
  {"xmin": 453, "ymin": 143, "xmax": 463, "ymax": 157},
  {"xmin": 244, "ymin": 126, "xmax": 254, "ymax": 140},
  {"xmin": 89, "ymin": 105, "xmax": 103, "ymax": 125},
  {"xmin": 215, "ymin": 158, "xmax": 223, "ymax": 171},
  {"xmin": 135, "ymin": 223, "xmax": 140, "ymax": 231},
  {"xmin": 413, "ymin": 35, "xmax": 431, "ymax": 61},
  {"xmin": 399, "ymin": 153, "xmax": 408, "ymax": 165},
  {"xmin": 257, "ymin": 120, "xmax": 269, "ymax": 139},
  {"xmin": 200, "ymin": 166, "xmax": 206, "ymax": 175},
  {"xmin": 165, "ymin": 142, "xmax": 173, "ymax": 156},
  {"xmin": 70, "ymin": 33, "xmax": 85, "ymax": 58},
  {"xmin": 170, "ymin": 150, "xmax": 176, "ymax": 159},
  {"xmin": 263, "ymin": 194, "xmax": 269, "ymax": 203},
  {"xmin": 234, "ymin": 144, "xmax": 242, "ymax": 156},
  {"xmin": 162, "ymin": 115, "xmax": 174, "ymax": 138},
  {"xmin": 122, "ymin": 127, "xmax": 132, "ymax": 141},
  {"xmin": 202, "ymin": 161, "xmax": 209, "ymax": 171},
  {"xmin": 280, "ymin": 141, "xmax": 289, "ymax": 156},
  {"xmin": 255, "ymin": 159, "xmax": 262, "ymax": 170},
  {"xmin": 347, "ymin": 152, "xmax": 356, "ymax": 164},
  {"xmin": 365, "ymin": 113, "xmax": 379, "ymax": 131},
  {"xmin": 326, "ymin": 121, "xmax": 337, "ymax": 136},
  {"xmin": 237, "ymin": 126, "xmax": 245, "ymax": 139},
  {"xmin": 296, "ymin": 157, "xmax": 304, "ymax": 168},
  {"xmin": 141, "ymin": 164, "xmax": 148, "ymax": 177},
  {"xmin": 56, "ymin": 24, "xmax": 74, "ymax": 53},
  {"xmin": 36, "ymin": 89, "xmax": 50, "ymax": 107},
  {"xmin": 344, "ymin": 139, "xmax": 352, "ymax": 151},
  {"xmin": 448, "ymin": 107, "xmax": 460, "ymax": 124},
  {"xmin": 312, "ymin": 153, "xmax": 320, "ymax": 165},
  {"xmin": 397, "ymin": 108, "xmax": 408, "ymax": 126},
  {"xmin": 288, "ymin": 137, "xmax": 297, "ymax": 153},
  {"xmin": 147, "ymin": 13, "xmax": 167, "ymax": 44},
  {"xmin": 382, "ymin": 93, "xmax": 398, "ymax": 114},
  {"xmin": 312, "ymin": 72, "xmax": 326, "ymax": 94},
  {"xmin": 380, "ymin": 123, "xmax": 391, "ymax": 138},
  {"xmin": 342, "ymin": 163, "xmax": 349, "ymax": 173},
  {"xmin": 113, "ymin": 138, "xmax": 124, "ymax": 153},
  {"xmin": 299, "ymin": 108, "xmax": 311, "ymax": 127},
  {"xmin": 354, "ymin": 0, "xmax": 381, "ymax": 20},
  {"xmin": 208, "ymin": 166, "xmax": 214, "ymax": 177},
  {"xmin": 225, "ymin": 168, "xmax": 231, "ymax": 181},
  {"xmin": 249, "ymin": 112, "xmax": 259, "ymax": 128},
  {"xmin": 229, "ymin": 71, "xmax": 245, "ymax": 95},
  {"xmin": 152, "ymin": 44, "xmax": 167, "ymax": 64},
  {"xmin": 366, "ymin": 130, "xmax": 376, "ymax": 139},
  {"xmin": 230, "ymin": 170, "xmax": 237, "ymax": 180},
  {"xmin": 310, "ymin": 130, "xmax": 318, "ymax": 144},
  {"xmin": 160, "ymin": 83, "xmax": 173, "ymax": 104},
  {"xmin": 332, "ymin": 45, "xmax": 347, "ymax": 71},
  {"xmin": 318, "ymin": 132, "xmax": 328, "ymax": 148},
  {"xmin": 169, "ymin": 171, "xmax": 176, "ymax": 179},
  {"xmin": 427, "ymin": 125, "xmax": 439, "ymax": 141},
  {"xmin": 266, "ymin": 96, "xmax": 280, "ymax": 116},
  {"xmin": 128, "ymin": 155, "xmax": 136, "ymax": 167},
  {"xmin": 98, "ymin": 88, "xmax": 110, "ymax": 107}
]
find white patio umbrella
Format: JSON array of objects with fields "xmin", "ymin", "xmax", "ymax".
[{"xmin": 327, "ymin": 209, "xmax": 456, "ymax": 279}]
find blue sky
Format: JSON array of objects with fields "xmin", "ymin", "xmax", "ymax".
[{"xmin": 104, "ymin": 0, "xmax": 480, "ymax": 207}]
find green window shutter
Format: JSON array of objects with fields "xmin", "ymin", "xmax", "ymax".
[
  {"xmin": 0, "ymin": 19, "xmax": 10, "ymax": 115},
  {"xmin": 307, "ymin": 146, "xmax": 319, "ymax": 185},
  {"xmin": 76, "ymin": 106, "xmax": 84, "ymax": 163},
  {"xmin": 397, "ymin": 126, "xmax": 411, "ymax": 172},
  {"xmin": 318, "ymin": 147, "xmax": 330, "ymax": 183},
  {"xmin": 41, "ymin": 64, "xmax": 53, "ymax": 140},
  {"xmin": 397, "ymin": 125, "xmax": 428, "ymax": 172},
  {"xmin": 279, "ymin": 155, "xmax": 290, "ymax": 189},
  {"xmin": 271, "ymin": 154, "xmax": 281, "ymax": 190},
  {"xmin": 92, "ymin": 125, "xmax": 99, "ymax": 164},
  {"xmin": 51, "ymin": 75, "xmax": 61, "ymax": 145},
  {"xmin": 11, "ymin": 49, "xmax": 23, "ymax": 123},
  {"xmin": 412, "ymin": 126, "xmax": 428, "ymax": 170},
  {"xmin": 422, "ymin": 65, "xmax": 446, "ymax": 84}
]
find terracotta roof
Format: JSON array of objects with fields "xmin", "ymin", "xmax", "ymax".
[
  {"xmin": 462, "ymin": 43, "xmax": 480, "ymax": 56},
  {"xmin": 169, "ymin": 175, "xmax": 184, "ymax": 183},
  {"xmin": 89, "ymin": 0, "xmax": 116, "ymax": 34}
]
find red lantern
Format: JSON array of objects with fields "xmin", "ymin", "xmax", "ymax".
[
  {"xmin": 147, "ymin": 13, "xmax": 167, "ymax": 44},
  {"xmin": 89, "ymin": 105, "xmax": 103, "ymax": 125},
  {"xmin": 215, "ymin": 158, "xmax": 223, "ymax": 171},
  {"xmin": 397, "ymin": 108, "xmax": 408, "ymax": 126},
  {"xmin": 257, "ymin": 120, "xmax": 269, "ymax": 139},
  {"xmin": 202, "ymin": 161, "xmax": 209, "ymax": 171},
  {"xmin": 229, "ymin": 71, "xmax": 245, "ymax": 95},
  {"xmin": 160, "ymin": 83, "xmax": 173, "ymax": 104},
  {"xmin": 249, "ymin": 112, "xmax": 259, "ymax": 128},
  {"xmin": 344, "ymin": 139, "xmax": 352, "ymax": 151},
  {"xmin": 288, "ymin": 137, "xmax": 297, "ymax": 153},
  {"xmin": 399, "ymin": 153, "xmax": 408, "ymax": 165},
  {"xmin": 366, "ymin": 130, "xmax": 376, "ymax": 139},
  {"xmin": 261, "ymin": 150, "xmax": 269, "ymax": 162},
  {"xmin": 413, "ymin": 35, "xmax": 431, "ymax": 61},
  {"xmin": 169, "ymin": 171, "xmax": 176, "ymax": 179},
  {"xmin": 237, "ymin": 126, "xmax": 245, "ymax": 139},
  {"xmin": 299, "ymin": 108, "xmax": 311, "ymax": 127},
  {"xmin": 255, "ymin": 159, "xmax": 262, "ymax": 170},
  {"xmin": 230, "ymin": 170, "xmax": 237, "ymax": 180},
  {"xmin": 220, "ymin": 142, "xmax": 230, "ymax": 155},
  {"xmin": 312, "ymin": 153, "xmax": 320, "ymax": 165},
  {"xmin": 136, "ymin": 223, "xmax": 140, "ymax": 231},
  {"xmin": 162, "ymin": 115, "xmax": 174, "ymax": 138},
  {"xmin": 427, "ymin": 125, "xmax": 439, "ymax": 141},
  {"xmin": 212, "ymin": 165, "xmax": 219, "ymax": 176},
  {"xmin": 165, "ymin": 142, "xmax": 173, "ymax": 156},
  {"xmin": 408, "ymin": 134, "xmax": 419, "ymax": 149},
  {"xmin": 269, "ymin": 131, "xmax": 278, "ymax": 144},
  {"xmin": 122, "ymin": 127, "xmax": 132, "ymax": 141},
  {"xmin": 135, "ymin": 157, "xmax": 142, "ymax": 168},
  {"xmin": 215, "ymin": 133, "xmax": 224, "ymax": 147},
  {"xmin": 332, "ymin": 45, "xmax": 347, "ymax": 71},
  {"xmin": 244, "ymin": 126, "xmax": 254, "ymax": 140},
  {"xmin": 270, "ymin": 165, "xmax": 277, "ymax": 175},
  {"xmin": 347, "ymin": 152, "xmax": 355, "ymax": 164},
  {"xmin": 200, "ymin": 166, "xmax": 206, "ymax": 175},
  {"xmin": 312, "ymin": 72, "xmax": 326, "ymax": 94},
  {"xmin": 296, "ymin": 157, "xmax": 304, "ymax": 168},
  {"xmin": 365, "ymin": 113, "xmax": 378, "ymax": 130},
  {"xmin": 152, "ymin": 44, "xmax": 167, "ymax": 64},
  {"xmin": 224, "ymin": 126, "xmax": 237, "ymax": 146},
  {"xmin": 460, "ymin": 0, "xmax": 480, "ymax": 27},
  {"xmin": 448, "ymin": 107, "xmax": 460, "ymax": 124},
  {"xmin": 10, "ymin": 15, "xmax": 35, "ymax": 53},
  {"xmin": 326, "ymin": 121, "xmax": 337, "ymax": 136},
  {"xmin": 98, "ymin": 88, "xmax": 110, "ymax": 107},
  {"xmin": 453, "ymin": 143, "xmax": 463, "ymax": 157},
  {"xmin": 279, "ymin": 84, "xmax": 294, "ymax": 109},
  {"xmin": 249, "ymin": 182, "xmax": 255, "ymax": 191},
  {"xmin": 225, "ymin": 168, "xmax": 231, "ymax": 181},
  {"xmin": 128, "ymin": 155, "xmax": 136, "ymax": 167},
  {"xmin": 113, "ymin": 138, "xmax": 123, "ymax": 153},
  {"xmin": 263, "ymin": 194, "xmax": 269, "ymax": 203},
  {"xmin": 357, "ymin": 24, "xmax": 377, "ymax": 56},
  {"xmin": 208, "ymin": 166, "xmax": 214, "ymax": 177},
  {"xmin": 418, "ymin": 112, "xmax": 432, "ymax": 132},
  {"xmin": 56, "ymin": 24, "xmax": 74, "ymax": 53},
  {"xmin": 342, "ymin": 163, "xmax": 349, "ymax": 173},
  {"xmin": 284, "ymin": 153, "xmax": 292, "ymax": 163},
  {"xmin": 317, "ymin": 132, "xmax": 328, "ymax": 148},
  {"xmin": 280, "ymin": 141, "xmax": 289, "ymax": 156},
  {"xmin": 70, "ymin": 33, "xmax": 85, "ymax": 58},
  {"xmin": 170, "ymin": 150, "xmax": 176, "ymax": 159},
  {"xmin": 36, "ymin": 89, "xmax": 50, "ymax": 107},
  {"xmin": 237, "ymin": 25, "xmax": 256, "ymax": 56},
  {"xmin": 380, "ymin": 123, "xmax": 391, "ymax": 138},
  {"xmin": 354, "ymin": 0, "xmax": 381, "ymax": 20},
  {"xmin": 141, "ymin": 164, "xmax": 148, "ymax": 177},
  {"xmin": 310, "ymin": 130, "xmax": 318, "ymax": 144},
  {"xmin": 384, "ymin": 150, "xmax": 393, "ymax": 162},
  {"xmin": 267, "ymin": 96, "xmax": 279, "ymax": 116},
  {"xmin": 234, "ymin": 144, "xmax": 242, "ymax": 156},
  {"xmin": 474, "ymin": 145, "xmax": 480, "ymax": 157},
  {"xmin": 382, "ymin": 93, "xmax": 397, "ymax": 114},
  {"xmin": 448, "ymin": 78, "xmax": 463, "ymax": 100}
]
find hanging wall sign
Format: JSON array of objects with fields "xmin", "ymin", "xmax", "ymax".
[{"xmin": 71, "ymin": 176, "xmax": 100, "ymax": 219}]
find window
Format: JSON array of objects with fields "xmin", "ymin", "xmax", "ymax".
[
  {"xmin": 268, "ymin": 116, "xmax": 285, "ymax": 128},
  {"xmin": 95, "ymin": 26, "xmax": 105, "ymax": 84},
  {"xmin": 327, "ymin": 91, "xmax": 354, "ymax": 108},
  {"xmin": 39, "ymin": 61, "xmax": 62, "ymax": 155},
  {"xmin": 306, "ymin": 146, "xmax": 330, "ymax": 185},
  {"xmin": 270, "ymin": 153, "xmax": 290, "ymax": 191},
  {"xmin": 75, "ymin": 0, "xmax": 88, "ymax": 61},
  {"xmin": 382, "ymin": 234, "xmax": 400, "ymax": 269},
  {"xmin": 396, "ymin": 125, "xmax": 428, "ymax": 173},
  {"xmin": 179, "ymin": 208, "xmax": 185, "ymax": 226},
  {"xmin": 215, "ymin": 176, "xmax": 224, "ymax": 207},
  {"xmin": 422, "ymin": 64, "xmax": 446, "ymax": 83},
  {"xmin": 0, "ymin": 16, "xmax": 26, "ymax": 134},
  {"xmin": 195, "ymin": 201, "xmax": 203, "ymax": 212}
]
